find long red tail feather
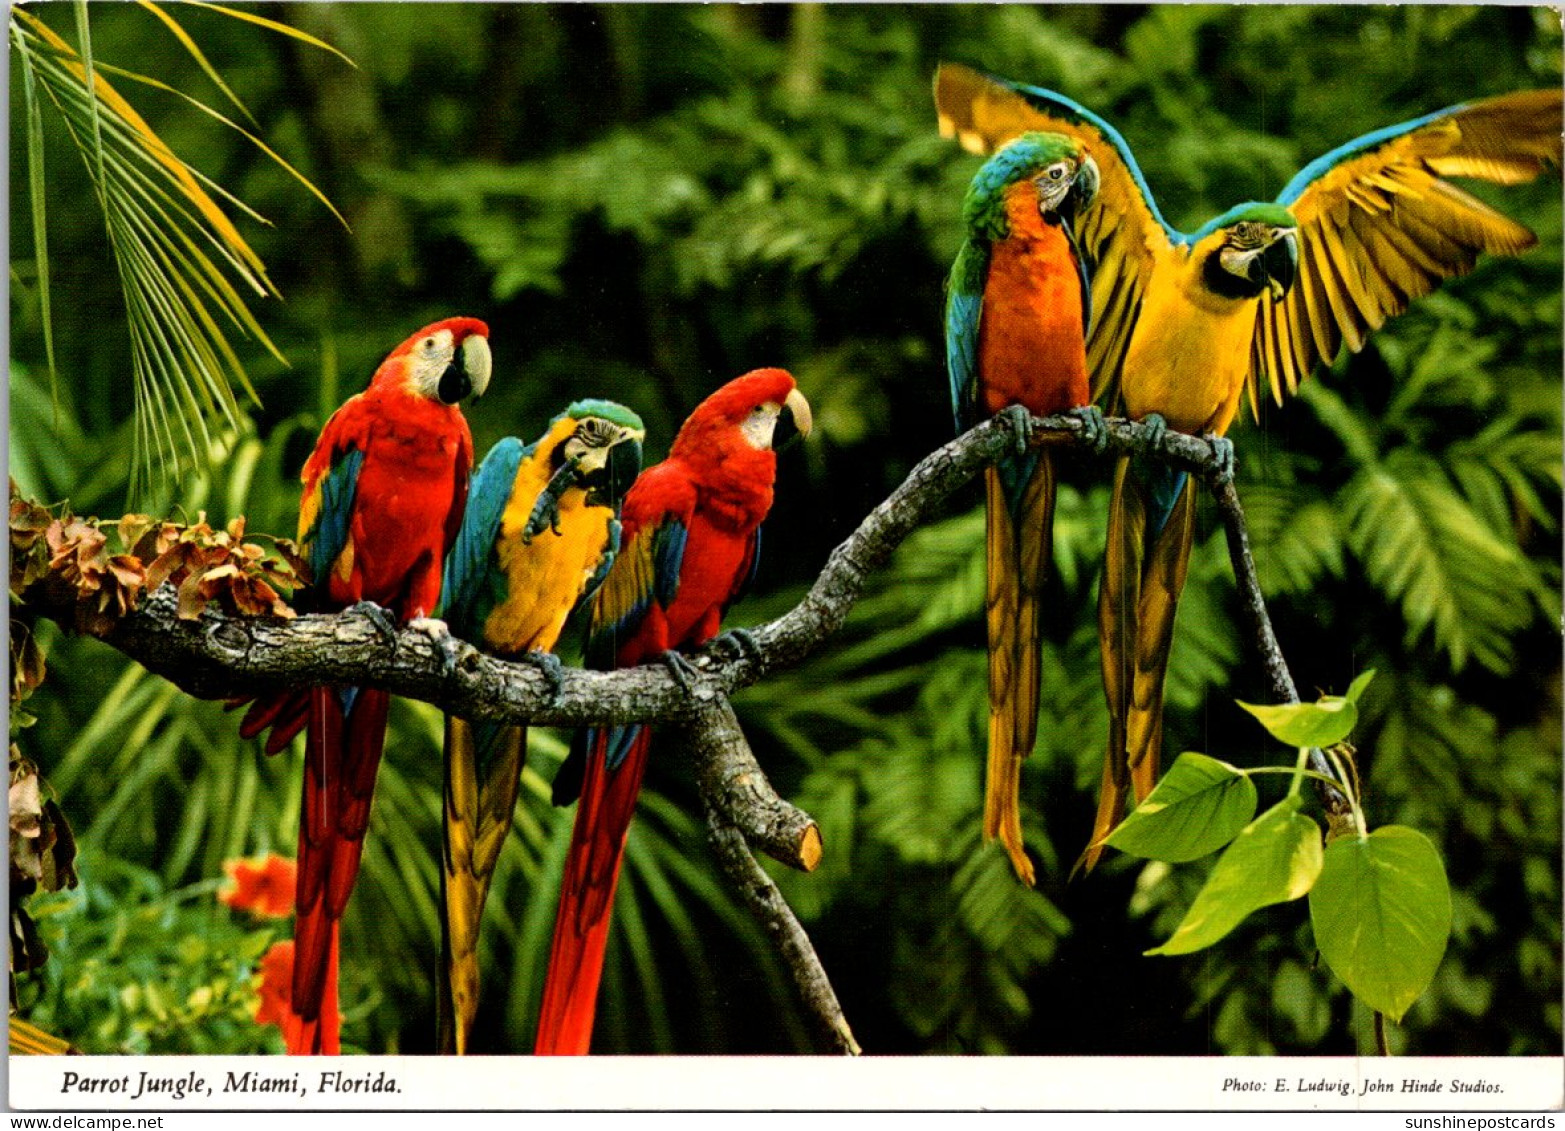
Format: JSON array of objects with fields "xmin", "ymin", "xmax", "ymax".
[
  {"xmin": 535, "ymin": 726, "xmax": 652, "ymax": 1055},
  {"xmin": 290, "ymin": 686, "xmax": 389, "ymax": 1055}
]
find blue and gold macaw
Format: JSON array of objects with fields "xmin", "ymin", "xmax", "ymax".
[
  {"xmin": 436, "ymin": 400, "xmax": 645, "ymax": 1054},
  {"xmin": 935, "ymin": 64, "xmax": 1561, "ymax": 869},
  {"xmin": 946, "ymin": 131, "xmax": 1103, "ymax": 884}
]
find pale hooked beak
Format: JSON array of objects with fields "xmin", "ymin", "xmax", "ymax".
[
  {"xmin": 784, "ymin": 386, "xmax": 813, "ymax": 439},
  {"xmin": 462, "ymin": 335, "xmax": 493, "ymax": 399}
]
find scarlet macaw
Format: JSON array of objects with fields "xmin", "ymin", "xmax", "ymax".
[
  {"xmin": 935, "ymin": 64, "xmax": 1561, "ymax": 868},
  {"xmin": 534, "ymin": 368, "xmax": 812, "ymax": 1055},
  {"xmin": 435, "ymin": 400, "xmax": 646, "ymax": 1054},
  {"xmin": 239, "ymin": 317, "xmax": 492, "ymax": 1052},
  {"xmin": 946, "ymin": 131, "xmax": 1104, "ymax": 884}
]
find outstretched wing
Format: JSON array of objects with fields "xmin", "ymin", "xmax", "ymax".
[
  {"xmin": 1251, "ymin": 88, "xmax": 1561, "ymax": 410},
  {"xmin": 440, "ymin": 436, "xmax": 527, "ymax": 640},
  {"xmin": 934, "ymin": 63, "xmax": 1178, "ymax": 407}
]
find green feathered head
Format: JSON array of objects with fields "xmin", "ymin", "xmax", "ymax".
[
  {"xmin": 962, "ymin": 130, "xmax": 1100, "ymax": 240},
  {"xmin": 1195, "ymin": 202, "xmax": 1300, "ymax": 302},
  {"xmin": 527, "ymin": 400, "xmax": 646, "ymax": 529}
]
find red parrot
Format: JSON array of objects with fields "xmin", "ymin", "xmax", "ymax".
[
  {"xmin": 239, "ymin": 317, "xmax": 492, "ymax": 1054},
  {"xmin": 534, "ymin": 367, "xmax": 812, "ymax": 1056}
]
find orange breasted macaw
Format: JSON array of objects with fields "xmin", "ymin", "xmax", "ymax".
[
  {"xmin": 239, "ymin": 317, "xmax": 492, "ymax": 1053},
  {"xmin": 435, "ymin": 400, "xmax": 645, "ymax": 1054},
  {"xmin": 534, "ymin": 368, "xmax": 812, "ymax": 1055},
  {"xmin": 946, "ymin": 131, "xmax": 1104, "ymax": 884},
  {"xmin": 935, "ymin": 64, "xmax": 1561, "ymax": 869}
]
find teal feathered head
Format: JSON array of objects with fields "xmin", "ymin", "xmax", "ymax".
[
  {"xmin": 523, "ymin": 400, "xmax": 646, "ymax": 541},
  {"xmin": 962, "ymin": 130, "xmax": 1101, "ymax": 241},
  {"xmin": 1193, "ymin": 202, "xmax": 1300, "ymax": 302}
]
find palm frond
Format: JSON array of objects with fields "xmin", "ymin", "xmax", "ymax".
[{"xmin": 8, "ymin": 5, "xmax": 345, "ymax": 500}]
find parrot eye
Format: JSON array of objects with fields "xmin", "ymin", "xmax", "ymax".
[
  {"xmin": 419, "ymin": 329, "xmax": 455, "ymax": 356},
  {"xmin": 1048, "ymin": 165, "xmax": 1065, "ymax": 181}
]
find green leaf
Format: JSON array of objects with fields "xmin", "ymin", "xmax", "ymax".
[
  {"xmin": 1104, "ymin": 752, "xmax": 1257, "ymax": 863},
  {"xmin": 1343, "ymin": 669, "xmax": 1377, "ymax": 704},
  {"xmin": 1147, "ymin": 796, "xmax": 1323, "ymax": 956},
  {"xmin": 1308, "ymin": 825, "xmax": 1452, "ymax": 1023},
  {"xmin": 1238, "ymin": 696, "xmax": 1357, "ymax": 748},
  {"xmin": 17, "ymin": 38, "xmax": 58, "ymax": 403}
]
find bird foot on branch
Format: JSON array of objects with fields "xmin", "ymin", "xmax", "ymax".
[
  {"xmin": 348, "ymin": 600, "xmax": 399, "ymax": 645},
  {"xmin": 1203, "ymin": 432, "xmax": 1236, "ymax": 484},
  {"xmin": 520, "ymin": 650, "xmax": 567, "ymax": 704},
  {"xmin": 1133, "ymin": 413, "xmax": 1168, "ymax": 456},
  {"xmin": 408, "ymin": 616, "xmax": 467, "ymax": 676},
  {"xmin": 1000, "ymin": 404, "xmax": 1035, "ymax": 456},
  {"xmin": 708, "ymin": 627, "xmax": 760, "ymax": 666},
  {"xmin": 659, "ymin": 649, "xmax": 702, "ymax": 695},
  {"xmin": 1070, "ymin": 405, "xmax": 1108, "ymax": 453}
]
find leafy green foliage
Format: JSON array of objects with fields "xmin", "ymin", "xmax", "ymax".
[
  {"xmin": 1147, "ymin": 797, "xmax": 1323, "ymax": 956},
  {"xmin": 14, "ymin": 855, "xmax": 283, "ymax": 1054},
  {"xmin": 1310, "ymin": 826, "xmax": 1452, "ymax": 1023},
  {"xmin": 1104, "ymin": 753, "xmax": 1257, "ymax": 863},
  {"xmin": 8, "ymin": 4, "xmax": 341, "ymax": 499},
  {"xmin": 1238, "ymin": 695, "xmax": 1358, "ymax": 749}
]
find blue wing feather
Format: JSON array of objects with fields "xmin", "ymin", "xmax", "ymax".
[
  {"xmin": 440, "ymin": 436, "xmax": 528, "ymax": 639},
  {"xmin": 308, "ymin": 447, "xmax": 364, "ymax": 589},
  {"xmin": 945, "ymin": 240, "xmax": 987, "ymax": 434},
  {"xmin": 583, "ymin": 512, "xmax": 687, "ymax": 669},
  {"xmin": 651, "ymin": 519, "xmax": 686, "ymax": 609},
  {"xmin": 578, "ymin": 518, "xmax": 622, "ymax": 611}
]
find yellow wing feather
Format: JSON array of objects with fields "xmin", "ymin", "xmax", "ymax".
[{"xmin": 1251, "ymin": 88, "xmax": 1560, "ymax": 414}]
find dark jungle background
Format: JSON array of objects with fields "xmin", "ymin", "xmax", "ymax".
[{"xmin": 9, "ymin": 4, "xmax": 1560, "ymax": 1056}]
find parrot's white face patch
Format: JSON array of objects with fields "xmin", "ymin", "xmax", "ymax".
[
  {"xmin": 408, "ymin": 329, "xmax": 458, "ymax": 399},
  {"xmin": 740, "ymin": 403, "xmax": 783, "ymax": 450}
]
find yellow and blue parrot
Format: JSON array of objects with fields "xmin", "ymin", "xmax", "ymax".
[
  {"xmin": 934, "ymin": 64, "xmax": 1561, "ymax": 869},
  {"xmin": 436, "ymin": 400, "xmax": 645, "ymax": 1053}
]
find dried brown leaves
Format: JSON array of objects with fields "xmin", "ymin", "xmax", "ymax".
[{"xmin": 9, "ymin": 481, "xmax": 309, "ymax": 638}]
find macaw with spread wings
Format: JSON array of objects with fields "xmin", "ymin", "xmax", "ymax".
[{"xmin": 935, "ymin": 64, "xmax": 1561, "ymax": 870}]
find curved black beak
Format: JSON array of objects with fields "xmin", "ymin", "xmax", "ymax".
[
  {"xmin": 1261, "ymin": 231, "xmax": 1299, "ymax": 302},
  {"xmin": 437, "ymin": 363, "xmax": 472, "ymax": 405},
  {"xmin": 594, "ymin": 438, "xmax": 643, "ymax": 509},
  {"xmin": 1065, "ymin": 154, "xmax": 1100, "ymax": 223}
]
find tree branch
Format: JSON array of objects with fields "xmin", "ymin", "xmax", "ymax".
[
  {"xmin": 17, "ymin": 407, "xmax": 1354, "ymax": 1053},
  {"xmin": 28, "ymin": 411, "xmax": 1229, "ymax": 728},
  {"xmin": 671, "ymin": 700, "xmax": 857, "ymax": 1053},
  {"xmin": 1209, "ymin": 477, "xmax": 1355, "ymax": 821}
]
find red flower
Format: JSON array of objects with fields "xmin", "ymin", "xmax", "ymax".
[
  {"xmin": 253, "ymin": 940, "xmax": 297, "ymax": 1029},
  {"xmin": 254, "ymin": 939, "xmax": 340, "ymax": 1055},
  {"xmin": 219, "ymin": 853, "xmax": 296, "ymax": 919}
]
